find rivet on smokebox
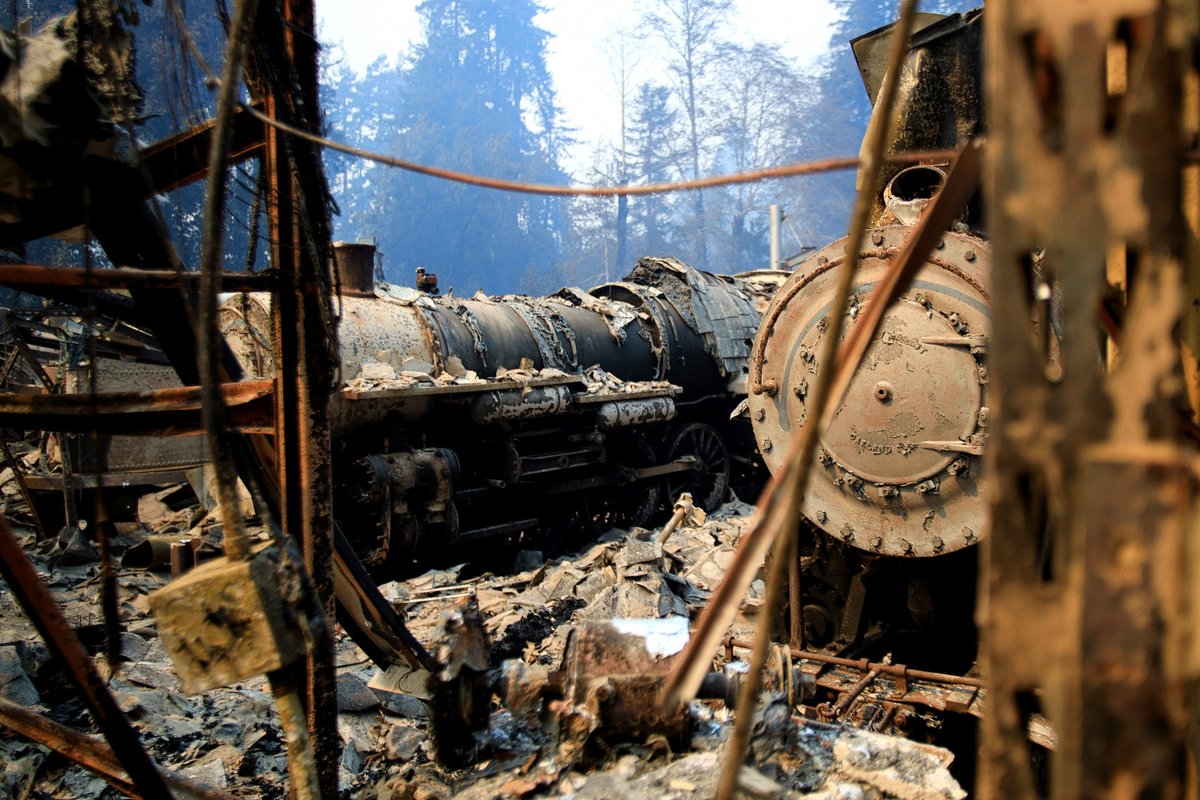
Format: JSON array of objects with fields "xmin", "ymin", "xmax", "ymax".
[
  {"xmin": 148, "ymin": 540, "xmax": 322, "ymax": 695},
  {"xmin": 761, "ymin": 437, "xmax": 773, "ymax": 453},
  {"xmin": 871, "ymin": 232, "xmax": 884, "ymax": 246}
]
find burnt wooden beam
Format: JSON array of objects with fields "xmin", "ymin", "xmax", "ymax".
[{"xmin": 0, "ymin": 379, "xmax": 274, "ymax": 435}]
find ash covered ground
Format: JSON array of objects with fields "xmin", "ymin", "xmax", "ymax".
[{"xmin": 0, "ymin": 484, "xmax": 965, "ymax": 799}]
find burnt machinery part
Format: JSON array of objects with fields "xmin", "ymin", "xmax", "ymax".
[
  {"xmin": 331, "ymin": 240, "xmax": 377, "ymax": 296},
  {"xmin": 663, "ymin": 421, "xmax": 730, "ymax": 512},
  {"xmin": 747, "ymin": 226, "xmax": 990, "ymax": 558},
  {"xmin": 219, "ymin": 254, "xmax": 767, "ymax": 563}
]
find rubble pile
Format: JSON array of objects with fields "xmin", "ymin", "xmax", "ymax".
[{"xmin": 0, "ymin": 485, "xmax": 965, "ymax": 799}]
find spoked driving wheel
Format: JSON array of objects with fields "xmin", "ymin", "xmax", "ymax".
[
  {"xmin": 583, "ymin": 433, "xmax": 661, "ymax": 534},
  {"xmin": 663, "ymin": 422, "xmax": 729, "ymax": 512}
]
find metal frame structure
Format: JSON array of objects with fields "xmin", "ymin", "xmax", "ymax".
[{"xmin": 981, "ymin": 0, "xmax": 1199, "ymax": 796}]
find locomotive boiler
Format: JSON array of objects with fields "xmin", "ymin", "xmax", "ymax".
[{"xmin": 220, "ymin": 248, "xmax": 770, "ymax": 571}]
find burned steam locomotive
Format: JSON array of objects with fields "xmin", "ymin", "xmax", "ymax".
[
  {"xmin": 745, "ymin": 8, "xmax": 990, "ymax": 680},
  {"xmin": 220, "ymin": 249, "xmax": 772, "ymax": 571}
]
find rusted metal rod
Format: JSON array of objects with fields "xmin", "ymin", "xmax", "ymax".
[
  {"xmin": 0, "ymin": 515, "xmax": 174, "ymax": 798},
  {"xmin": 725, "ymin": 637, "xmax": 985, "ymax": 688},
  {"xmin": 709, "ymin": 4, "xmax": 923, "ymax": 798},
  {"xmin": 0, "ymin": 438, "xmax": 46, "ymax": 539},
  {"xmin": 0, "ymin": 264, "xmax": 277, "ymax": 293},
  {"xmin": 0, "ymin": 697, "xmax": 234, "ymax": 800},
  {"xmin": 831, "ymin": 668, "xmax": 883, "ymax": 718}
]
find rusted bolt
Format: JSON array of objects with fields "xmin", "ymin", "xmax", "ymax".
[
  {"xmin": 873, "ymin": 381, "xmax": 893, "ymax": 403},
  {"xmin": 871, "ymin": 231, "xmax": 884, "ymax": 246},
  {"xmin": 902, "ymin": 539, "xmax": 914, "ymax": 554},
  {"xmin": 754, "ymin": 407, "xmax": 766, "ymax": 422},
  {"xmin": 816, "ymin": 510, "xmax": 828, "ymax": 523},
  {"xmin": 933, "ymin": 538, "xmax": 946, "ymax": 554},
  {"xmin": 841, "ymin": 526, "xmax": 855, "ymax": 543},
  {"xmin": 817, "ymin": 255, "xmax": 829, "ymax": 266},
  {"xmin": 977, "ymin": 407, "xmax": 990, "ymax": 427},
  {"xmin": 915, "ymin": 479, "xmax": 939, "ymax": 495},
  {"xmin": 947, "ymin": 458, "xmax": 968, "ymax": 476},
  {"xmin": 914, "ymin": 292, "xmax": 930, "ymax": 308},
  {"xmin": 845, "ymin": 476, "xmax": 863, "ymax": 492},
  {"xmin": 880, "ymin": 486, "xmax": 899, "ymax": 499},
  {"xmin": 977, "ymin": 367, "xmax": 989, "ymax": 384},
  {"xmin": 947, "ymin": 312, "xmax": 960, "ymax": 327},
  {"xmin": 964, "ymin": 249, "xmax": 977, "ymax": 262},
  {"xmin": 752, "ymin": 379, "xmax": 779, "ymax": 397},
  {"xmin": 817, "ymin": 450, "xmax": 832, "ymax": 465},
  {"xmin": 801, "ymin": 348, "xmax": 815, "ymax": 363},
  {"xmin": 761, "ymin": 438, "xmax": 773, "ymax": 452},
  {"xmin": 793, "ymin": 378, "xmax": 809, "ymax": 398},
  {"xmin": 963, "ymin": 527, "xmax": 977, "ymax": 544},
  {"xmin": 870, "ymin": 536, "xmax": 883, "ymax": 550}
]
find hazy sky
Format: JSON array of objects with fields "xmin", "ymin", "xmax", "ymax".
[{"xmin": 317, "ymin": 0, "xmax": 841, "ymax": 176}]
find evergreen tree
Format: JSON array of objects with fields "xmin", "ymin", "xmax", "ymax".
[
  {"xmin": 642, "ymin": 0, "xmax": 733, "ymax": 267},
  {"xmin": 709, "ymin": 43, "xmax": 810, "ymax": 270},
  {"xmin": 331, "ymin": 0, "xmax": 568, "ymax": 296},
  {"xmin": 626, "ymin": 82, "xmax": 681, "ymax": 260}
]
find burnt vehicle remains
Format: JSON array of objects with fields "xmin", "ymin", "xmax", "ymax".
[
  {"xmin": 221, "ymin": 248, "xmax": 772, "ymax": 571},
  {"xmin": 741, "ymin": 8, "xmax": 996, "ymax": 748}
]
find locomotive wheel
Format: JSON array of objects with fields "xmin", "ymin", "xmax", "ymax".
[
  {"xmin": 584, "ymin": 434, "xmax": 660, "ymax": 534},
  {"xmin": 664, "ymin": 422, "xmax": 729, "ymax": 512}
]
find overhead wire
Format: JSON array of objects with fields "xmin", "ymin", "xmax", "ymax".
[
  {"xmin": 164, "ymin": 0, "xmax": 954, "ymax": 201},
  {"xmin": 242, "ymin": 101, "xmax": 960, "ymax": 198}
]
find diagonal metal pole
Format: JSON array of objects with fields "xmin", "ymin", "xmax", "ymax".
[{"xmin": 0, "ymin": 515, "xmax": 173, "ymax": 798}]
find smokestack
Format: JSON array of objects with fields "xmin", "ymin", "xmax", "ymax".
[{"xmin": 331, "ymin": 241, "xmax": 377, "ymax": 297}]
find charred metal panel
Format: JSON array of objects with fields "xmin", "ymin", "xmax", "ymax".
[
  {"xmin": 853, "ymin": 11, "xmax": 985, "ymax": 228},
  {"xmin": 620, "ymin": 257, "xmax": 762, "ymax": 389},
  {"xmin": 981, "ymin": 1, "xmax": 1198, "ymax": 797}
]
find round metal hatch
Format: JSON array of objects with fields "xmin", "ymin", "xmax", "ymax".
[
  {"xmin": 820, "ymin": 299, "xmax": 981, "ymax": 485},
  {"xmin": 747, "ymin": 226, "xmax": 991, "ymax": 558}
]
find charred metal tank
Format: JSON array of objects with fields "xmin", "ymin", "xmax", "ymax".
[{"xmin": 221, "ymin": 249, "xmax": 769, "ymax": 571}]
